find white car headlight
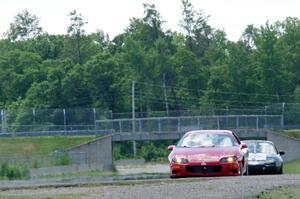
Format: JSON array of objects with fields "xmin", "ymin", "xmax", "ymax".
[
  {"xmin": 220, "ymin": 156, "xmax": 238, "ymax": 163},
  {"xmin": 172, "ymin": 157, "xmax": 189, "ymax": 164},
  {"xmin": 265, "ymin": 159, "xmax": 276, "ymax": 164}
]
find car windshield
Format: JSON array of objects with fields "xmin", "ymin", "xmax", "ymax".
[
  {"xmin": 246, "ymin": 142, "xmax": 277, "ymax": 155},
  {"xmin": 177, "ymin": 133, "xmax": 238, "ymax": 148}
]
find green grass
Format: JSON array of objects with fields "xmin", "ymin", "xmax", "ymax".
[
  {"xmin": 284, "ymin": 159, "xmax": 300, "ymax": 174},
  {"xmin": 37, "ymin": 170, "xmax": 118, "ymax": 179},
  {"xmin": 0, "ymin": 136, "xmax": 96, "ymax": 156},
  {"xmin": 250, "ymin": 186, "xmax": 300, "ymax": 199},
  {"xmin": 283, "ymin": 130, "xmax": 300, "ymax": 139}
]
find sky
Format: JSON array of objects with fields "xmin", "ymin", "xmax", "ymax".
[{"xmin": 0, "ymin": 0, "xmax": 299, "ymax": 41}]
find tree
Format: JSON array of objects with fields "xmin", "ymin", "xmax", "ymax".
[
  {"xmin": 241, "ymin": 24, "xmax": 258, "ymax": 50},
  {"xmin": 125, "ymin": 4, "xmax": 164, "ymax": 50},
  {"xmin": 82, "ymin": 52, "xmax": 123, "ymax": 111},
  {"xmin": 6, "ymin": 9, "xmax": 43, "ymax": 41},
  {"xmin": 66, "ymin": 10, "xmax": 87, "ymax": 64},
  {"xmin": 253, "ymin": 22, "xmax": 294, "ymax": 102},
  {"xmin": 23, "ymin": 59, "xmax": 74, "ymax": 108},
  {"xmin": 0, "ymin": 50, "xmax": 42, "ymax": 105},
  {"xmin": 180, "ymin": 0, "xmax": 212, "ymax": 59}
]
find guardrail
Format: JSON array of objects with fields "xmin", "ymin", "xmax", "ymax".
[{"xmin": 96, "ymin": 115, "xmax": 284, "ymax": 134}]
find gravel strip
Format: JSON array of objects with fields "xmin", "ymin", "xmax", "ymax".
[{"xmin": 1, "ymin": 174, "xmax": 300, "ymax": 199}]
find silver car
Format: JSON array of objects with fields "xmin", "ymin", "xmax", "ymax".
[{"xmin": 243, "ymin": 140, "xmax": 284, "ymax": 174}]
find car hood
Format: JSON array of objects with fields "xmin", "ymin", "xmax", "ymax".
[{"xmin": 173, "ymin": 146, "xmax": 240, "ymax": 162}]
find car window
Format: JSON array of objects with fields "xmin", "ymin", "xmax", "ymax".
[
  {"xmin": 177, "ymin": 133, "xmax": 238, "ymax": 148},
  {"xmin": 256, "ymin": 143, "xmax": 277, "ymax": 154},
  {"xmin": 245, "ymin": 142, "xmax": 277, "ymax": 155},
  {"xmin": 246, "ymin": 143, "xmax": 255, "ymax": 153}
]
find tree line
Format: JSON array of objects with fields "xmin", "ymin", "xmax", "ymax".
[{"xmin": 0, "ymin": 0, "xmax": 300, "ymax": 115}]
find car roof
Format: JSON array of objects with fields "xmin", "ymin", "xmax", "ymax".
[{"xmin": 184, "ymin": 130, "xmax": 234, "ymax": 135}]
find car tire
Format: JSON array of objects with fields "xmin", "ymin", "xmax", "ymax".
[
  {"xmin": 239, "ymin": 163, "xmax": 244, "ymax": 176},
  {"xmin": 278, "ymin": 166, "xmax": 283, "ymax": 174},
  {"xmin": 244, "ymin": 164, "xmax": 249, "ymax": 176}
]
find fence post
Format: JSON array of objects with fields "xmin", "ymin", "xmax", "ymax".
[
  {"xmin": 63, "ymin": 109, "xmax": 66, "ymax": 133},
  {"xmin": 264, "ymin": 106, "xmax": 267, "ymax": 127},
  {"xmin": 281, "ymin": 102, "xmax": 285, "ymax": 129},
  {"xmin": 1, "ymin": 109, "xmax": 7, "ymax": 133},
  {"xmin": 236, "ymin": 116, "xmax": 239, "ymax": 129},
  {"xmin": 132, "ymin": 81, "xmax": 136, "ymax": 157},
  {"xmin": 119, "ymin": 120, "xmax": 122, "ymax": 133},
  {"xmin": 256, "ymin": 116, "xmax": 259, "ymax": 130},
  {"xmin": 217, "ymin": 116, "xmax": 220, "ymax": 129},
  {"xmin": 158, "ymin": 118, "xmax": 161, "ymax": 133},
  {"xmin": 139, "ymin": 120, "xmax": 142, "ymax": 132},
  {"xmin": 93, "ymin": 108, "xmax": 96, "ymax": 130},
  {"xmin": 32, "ymin": 108, "xmax": 36, "ymax": 132},
  {"xmin": 177, "ymin": 118, "xmax": 181, "ymax": 133},
  {"xmin": 280, "ymin": 115, "xmax": 284, "ymax": 130}
]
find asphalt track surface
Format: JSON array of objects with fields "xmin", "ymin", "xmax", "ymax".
[{"xmin": 1, "ymin": 174, "xmax": 300, "ymax": 199}]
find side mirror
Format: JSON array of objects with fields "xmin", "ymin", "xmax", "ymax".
[
  {"xmin": 279, "ymin": 151, "xmax": 285, "ymax": 156},
  {"xmin": 167, "ymin": 145, "xmax": 175, "ymax": 151},
  {"xmin": 241, "ymin": 143, "xmax": 248, "ymax": 150}
]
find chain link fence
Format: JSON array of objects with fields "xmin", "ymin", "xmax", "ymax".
[
  {"xmin": 1, "ymin": 108, "xmax": 112, "ymax": 134},
  {"xmin": 1, "ymin": 104, "xmax": 300, "ymax": 135},
  {"xmin": 96, "ymin": 115, "xmax": 284, "ymax": 133}
]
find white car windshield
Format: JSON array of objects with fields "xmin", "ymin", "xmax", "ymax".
[
  {"xmin": 177, "ymin": 133, "xmax": 238, "ymax": 148},
  {"xmin": 246, "ymin": 142, "xmax": 277, "ymax": 155}
]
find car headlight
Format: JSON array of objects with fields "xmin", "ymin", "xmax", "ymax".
[
  {"xmin": 172, "ymin": 157, "xmax": 189, "ymax": 164},
  {"xmin": 220, "ymin": 156, "xmax": 238, "ymax": 163},
  {"xmin": 265, "ymin": 159, "xmax": 276, "ymax": 164}
]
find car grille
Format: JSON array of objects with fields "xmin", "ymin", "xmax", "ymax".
[{"xmin": 186, "ymin": 165, "xmax": 222, "ymax": 174}]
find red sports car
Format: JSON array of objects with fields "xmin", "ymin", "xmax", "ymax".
[{"xmin": 168, "ymin": 130, "xmax": 248, "ymax": 177}]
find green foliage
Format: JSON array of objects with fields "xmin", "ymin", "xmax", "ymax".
[
  {"xmin": 284, "ymin": 158, "xmax": 300, "ymax": 174},
  {"xmin": 0, "ymin": 136, "xmax": 95, "ymax": 156},
  {"xmin": 54, "ymin": 154, "xmax": 71, "ymax": 166},
  {"xmin": 283, "ymin": 130, "xmax": 300, "ymax": 139},
  {"xmin": 139, "ymin": 141, "xmax": 171, "ymax": 162},
  {"xmin": 1, "ymin": 4, "xmax": 300, "ymax": 115},
  {"xmin": 32, "ymin": 160, "xmax": 40, "ymax": 169},
  {"xmin": 113, "ymin": 140, "xmax": 174, "ymax": 162},
  {"xmin": 252, "ymin": 186, "xmax": 300, "ymax": 199},
  {"xmin": 6, "ymin": 9, "xmax": 43, "ymax": 41},
  {"xmin": 0, "ymin": 163, "xmax": 29, "ymax": 180}
]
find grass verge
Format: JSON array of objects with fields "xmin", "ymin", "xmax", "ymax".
[
  {"xmin": 0, "ymin": 136, "xmax": 96, "ymax": 156},
  {"xmin": 251, "ymin": 185, "xmax": 300, "ymax": 199},
  {"xmin": 283, "ymin": 159, "xmax": 300, "ymax": 174},
  {"xmin": 36, "ymin": 170, "xmax": 118, "ymax": 179},
  {"xmin": 283, "ymin": 130, "xmax": 300, "ymax": 139}
]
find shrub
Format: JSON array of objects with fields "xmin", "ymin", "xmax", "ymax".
[
  {"xmin": 113, "ymin": 140, "xmax": 174, "ymax": 162},
  {"xmin": 0, "ymin": 163, "xmax": 29, "ymax": 180},
  {"xmin": 54, "ymin": 154, "xmax": 71, "ymax": 166}
]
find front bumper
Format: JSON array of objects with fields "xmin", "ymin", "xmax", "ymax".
[
  {"xmin": 248, "ymin": 162, "xmax": 278, "ymax": 174},
  {"xmin": 170, "ymin": 161, "xmax": 241, "ymax": 177}
]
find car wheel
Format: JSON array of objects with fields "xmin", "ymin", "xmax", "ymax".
[
  {"xmin": 278, "ymin": 166, "xmax": 283, "ymax": 174},
  {"xmin": 239, "ymin": 163, "xmax": 244, "ymax": 176},
  {"xmin": 244, "ymin": 164, "xmax": 249, "ymax": 176}
]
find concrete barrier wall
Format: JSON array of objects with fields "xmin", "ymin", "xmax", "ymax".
[
  {"xmin": 67, "ymin": 135, "xmax": 113, "ymax": 170},
  {"xmin": 267, "ymin": 132, "xmax": 300, "ymax": 162}
]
